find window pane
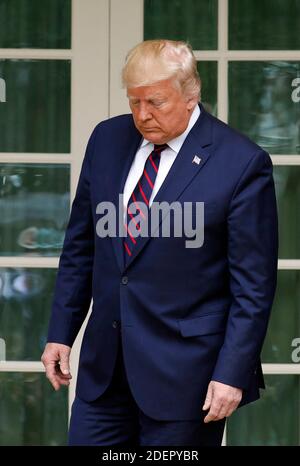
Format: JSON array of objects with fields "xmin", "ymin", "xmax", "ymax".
[
  {"xmin": 197, "ymin": 61, "xmax": 217, "ymax": 115},
  {"xmin": 227, "ymin": 375, "xmax": 300, "ymax": 445},
  {"xmin": 0, "ymin": 372, "xmax": 68, "ymax": 445},
  {"xmin": 0, "ymin": 0, "xmax": 71, "ymax": 49},
  {"xmin": 228, "ymin": 61, "xmax": 300, "ymax": 155},
  {"xmin": 0, "ymin": 60, "xmax": 71, "ymax": 153},
  {"xmin": 144, "ymin": 0, "xmax": 218, "ymax": 50},
  {"xmin": 273, "ymin": 166, "xmax": 300, "ymax": 258},
  {"xmin": 0, "ymin": 268, "xmax": 57, "ymax": 361},
  {"xmin": 262, "ymin": 270, "xmax": 300, "ymax": 363},
  {"xmin": 0, "ymin": 164, "xmax": 70, "ymax": 256},
  {"xmin": 229, "ymin": 0, "xmax": 300, "ymax": 50}
]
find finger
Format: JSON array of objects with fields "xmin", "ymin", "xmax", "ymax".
[
  {"xmin": 45, "ymin": 363, "xmax": 67, "ymax": 390},
  {"xmin": 45, "ymin": 361, "xmax": 58, "ymax": 379},
  {"xmin": 202, "ymin": 383, "xmax": 213, "ymax": 411},
  {"xmin": 47, "ymin": 371, "xmax": 71, "ymax": 390},
  {"xmin": 46, "ymin": 372, "xmax": 61, "ymax": 391},
  {"xmin": 59, "ymin": 373, "xmax": 72, "ymax": 380},
  {"xmin": 214, "ymin": 398, "xmax": 234, "ymax": 420},
  {"xmin": 60, "ymin": 353, "xmax": 71, "ymax": 376},
  {"xmin": 204, "ymin": 401, "xmax": 222, "ymax": 423},
  {"xmin": 55, "ymin": 365, "xmax": 72, "ymax": 379},
  {"xmin": 216, "ymin": 405, "xmax": 229, "ymax": 421},
  {"xmin": 55, "ymin": 377, "xmax": 71, "ymax": 386},
  {"xmin": 204, "ymin": 408, "xmax": 219, "ymax": 423},
  {"xmin": 204, "ymin": 397, "xmax": 222, "ymax": 423},
  {"xmin": 222, "ymin": 400, "xmax": 240, "ymax": 419}
]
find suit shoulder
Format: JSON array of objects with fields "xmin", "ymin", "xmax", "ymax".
[
  {"xmin": 95, "ymin": 113, "xmax": 135, "ymax": 134},
  {"xmin": 88, "ymin": 114, "xmax": 138, "ymax": 147},
  {"xmin": 86, "ymin": 113, "xmax": 140, "ymax": 156}
]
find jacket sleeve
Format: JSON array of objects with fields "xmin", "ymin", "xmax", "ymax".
[
  {"xmin": 212, "ymin": 149, "xmax": 278, "ymax": 389},
  {"xmin": 47, "ymin": 125, "xmax": 99, "ymax": 347}
]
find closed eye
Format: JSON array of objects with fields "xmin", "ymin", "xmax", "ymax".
[
  {"xmin": 150, "ymin": 100, "xmax": 165, "ymax": 107},
  {"xmin": 130, "ymin": 99, "xmax": 140, "ymax": 106}
]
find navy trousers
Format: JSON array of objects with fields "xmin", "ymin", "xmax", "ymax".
[{"xmin": 68, "ymin": 336, "xmax": 225, "ymax": 446}]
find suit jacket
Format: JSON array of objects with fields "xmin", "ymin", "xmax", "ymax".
[{"xmin": 47, "ymin": 104, "xmax": 278, "ymax": 420}]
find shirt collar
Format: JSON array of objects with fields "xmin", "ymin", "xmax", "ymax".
[{"xmin": 141, "ymin": 104, "xmax": 201, "ymax": 153}]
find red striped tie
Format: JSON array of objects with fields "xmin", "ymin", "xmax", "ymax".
[{"xmin": 123, "ymin": 143, "xmax": 168, "ymax": 262}]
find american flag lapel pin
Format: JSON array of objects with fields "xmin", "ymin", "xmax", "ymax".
[{"xmin": 192, "ymin": 155, "xmax": 201, "ymax": 165}]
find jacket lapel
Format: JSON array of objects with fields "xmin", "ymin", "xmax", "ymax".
[
  {"xmin": 107, "ymin": 120, "xmax": 142, "ymax": 272},
  {"xmin": 124, "ymin": 106, "xmax": 213, "ymax": 270}
]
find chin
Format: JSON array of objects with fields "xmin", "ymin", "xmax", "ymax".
[{"xmin": 141, "ymin": 132, "xmax": 165, "ymax": 144}]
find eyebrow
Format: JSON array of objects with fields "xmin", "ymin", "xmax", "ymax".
[{"xmin": 128, "ymin": 93, "xmax": 166, "ymax": 100}]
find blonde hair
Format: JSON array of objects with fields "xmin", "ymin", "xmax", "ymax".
[{"xmin": 122, "ymin": 39, "xmax": 201, "ymax": 100}]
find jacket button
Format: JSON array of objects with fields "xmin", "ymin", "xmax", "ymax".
[
  {"xmin": 112, "ymin": 320, "xmax": 119, "ymax": 329},
  {"xmin": 121, "ymin": 276, "xmax": 128, "ymax": 285}
]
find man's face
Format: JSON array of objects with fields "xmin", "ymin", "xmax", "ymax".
[{"xmin": 127, "ymin": 79, "xmax": 197, "ymax": 144}]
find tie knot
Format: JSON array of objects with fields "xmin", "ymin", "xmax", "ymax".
[{"xmin": 153, "ymin": 143, "xmax": 168, "ymax": 154}]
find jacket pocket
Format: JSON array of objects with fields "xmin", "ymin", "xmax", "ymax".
[{"xmin": 177, "ymin": 311, "xmax": 227, "ymax": 337}]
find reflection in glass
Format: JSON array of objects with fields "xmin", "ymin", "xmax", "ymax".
[
  {"xmin": 0, "ymin": 60, "xmax": 71, "ymax": 153},
  {"xmin": 227, "ymin": 375, "xmax": 300, "ymax": 445},
  {"xmin": 229, "ymin": 61, "xmax": 300, "ymax": 154},
  {"xmin": 0, "ymin": 268, "xmax": 57, "ymax": 361},
  {"xmin": 0, "ymin": 164, "xmax": 70, "ymax": 256},
  {"xmin": 0, "ymin": 372, "xmax": 68, "ymax": 446},
  {"xmin": 197, "ymin": 61, "xmax": 217, "ymax": 115},
  {"xmin": 0, "ymin": 0, "xmax": 71, "ymax": 49},
  {"xmin": 229, "ymin": 0, "xmax": 300, "ymax": 50},
  {"xmin": 262, "ymin": 271, "xmax": 300, "ymax": 363},
  {"xmin": 273, "ymin": 166, "xmax": 300, "ymax": 258},
  {"xmin": 144, "ymin": 0, "xmax": 218, "ymax": 50}
]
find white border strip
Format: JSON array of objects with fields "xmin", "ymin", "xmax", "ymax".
[
  {"xmin": 263, "ymin": 364, "xmax": 300, "ymax": 374},
  {"xmin": 195, "ymin": 50, "xmax": 300, "ymax": 60},
  {"xmin": 0, "ymin": 257, "xmax": 59, "ymax": 268},
  {"xmin": 0, "ymin": 361, "xmax": 300, "ymax": 375},
  {"xmin": 0, "ymin": 362, "xmax": 44, "ymax": 372},
  {"xmin": 0, "ymin": 154, "xmax": 71, "ymax": 164},
  {"xmin": 271, "ymin": 156, "xmax": 300, "ymax": 165},
  {"xmin": 0, "ymin": 155, "xmax": 299, "ymax": 166},
  {"xmin": 109, "ymin": 0, "xmax": 144, "ymax": 117},
  {"xmin": 68, "ymin": 0, "xmax": 110, "ymax": 413},
  {"xmin": 217, "ymin": 0, "xmax": 228, "ymax": 123},
  {"xmin": 0, "ymin": 49, "xmax": 72, "ymax": 59},
  {"xmin": 1, "ymin": 362, "xmax": 298, "ymax": 375},
  {"xmin": 278, "ymin": 260, "xmax": 300, "ymax": 270},
  {"xmin": 0, "ymin": 259, "xmax": 298, "ymax": 272}
]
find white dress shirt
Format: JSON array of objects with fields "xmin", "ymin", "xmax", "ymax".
[{"xmin": 123, "ymin": 104, "xmax": 200, "ymax": 218}]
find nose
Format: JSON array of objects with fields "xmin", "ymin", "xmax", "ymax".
[{"xmin": 137, "ymin": 103, "xmax": 152, "ymax": 122}]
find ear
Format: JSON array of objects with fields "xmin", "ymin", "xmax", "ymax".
[{"xmin": 186, "ymin": 97, "xmax": 198, "ymax": 111}]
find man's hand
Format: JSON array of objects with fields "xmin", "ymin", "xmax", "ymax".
[
  {"xmin": 202, "ymin": 380, "xmax": 242, "ymax": 423},
  {"xmin": 41, "ymin": 343, "xmax": 72, "ymax": 391}
]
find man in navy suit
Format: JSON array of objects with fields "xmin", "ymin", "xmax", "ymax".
[{"xmin": 41, "ymin": 40, "xmax": 278, "ymax": 446}]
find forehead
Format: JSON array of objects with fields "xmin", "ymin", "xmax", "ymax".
[{"xmin": 127, "ymin": 79, "xmax": 179, "ymax": 99}]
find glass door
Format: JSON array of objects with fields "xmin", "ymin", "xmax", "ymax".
[{"xmin": 0, "ymin": 0, "xmax": 109, "ymax": 445}]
